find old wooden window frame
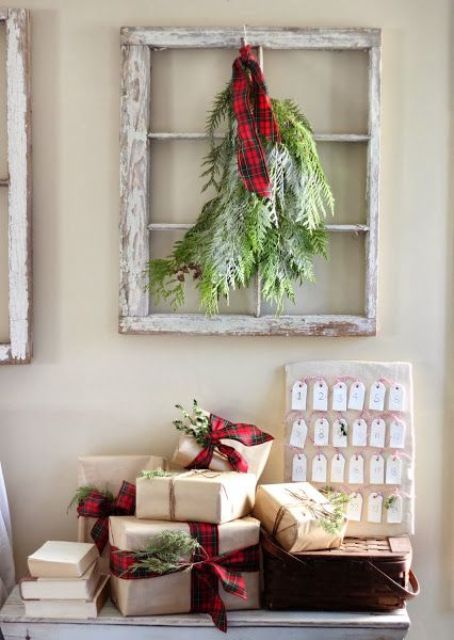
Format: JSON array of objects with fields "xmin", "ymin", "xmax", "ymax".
[
  {"xmin": 119, "ymin": 27, "xmax": 381, "ymax": 337},
  {"xmin": 0, "ymin": 8, "xmax": 32, "ymax": 363}
]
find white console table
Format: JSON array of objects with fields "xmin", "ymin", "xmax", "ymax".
[{"xmin": 0, "ymin": 586, "xmax": 410, "ymax": 640}]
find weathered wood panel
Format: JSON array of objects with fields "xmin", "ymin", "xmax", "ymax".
[
  {"xmin": 119, "ymin": 44, "xmax": 151, "ymax": 317},
  {"xmin": 147, "ymin": 132, "xmax": 370, "ymax": 142},
  {"xmin": 119, "ymin": 314, "xmax": 376, "ymax": 337},
  {"xmin": 5, "ymin": 8, "xmax": 32, "ymax": 363},
  {"xmin": 121, "ymin": 27, "xmax": 381, "ymax": 50}
]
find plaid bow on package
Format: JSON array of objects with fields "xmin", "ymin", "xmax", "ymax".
[
  {"xmin": 109, "ymin": 516, "xmax": 260, "ymax": 631},
  {"xmin": 172, "ymin": 412, "xmax": 274, "ymax": 479}
]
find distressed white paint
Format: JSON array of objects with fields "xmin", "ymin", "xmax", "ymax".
[
  {"xmin": 0, "ymin": 587, "xmax": 410, "ymax": 640},
  {"xmin": 147, "ymin": 132, "xmax": 370, "ymax": 142},
  {"xmin": 2, "ymin": 8, "xmax": 32, "ymax": 363}
]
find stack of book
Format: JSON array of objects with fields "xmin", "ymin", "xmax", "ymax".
[{"xmin": 20, "ymin": 541, "xmax": 109, "ymax": 618}]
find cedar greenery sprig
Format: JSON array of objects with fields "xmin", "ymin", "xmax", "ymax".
[
  {"xmin": 317, "ymin": 487, "xmax": 350, "ymax": 535},
  {"xmin": 173, "ymin": 399, "xmax": 211, "ymax": 446},
  {"xmin": 130, "ymin": 530, "xmax": 200, "ymax": 575},
  {"xmin": 139, "ymin": 468, "xmax": 171, "ymax": 479},
  {"xmin": 67, "ymin": 485, "xmax": 114, "ymax": 513},
  {"xmin": 384, "ymin": 495, "xmax": 397, "ymax": 510},
  {"xmin": 148, "ymin": 84, "xmax": 334, "ymax": 315}
]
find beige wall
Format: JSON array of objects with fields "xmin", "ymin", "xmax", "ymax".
[{"xmin": 0, "ymin": 1, "xmax": 452, "ymax": 638}]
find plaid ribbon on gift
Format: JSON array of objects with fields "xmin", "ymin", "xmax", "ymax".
[
  {"xmin": 231, "ymin": 44, "xmax": 280, "ymax": 198},
  {"xmin": 77, "ymin": 481, "xmax": 136, "ymax": 553},
  {"xmin": 110, "ymin": 521, "xmax": 259, "ymax": 632},
  {"xmin": 185, "ymin": 414, "xmax": 273, "ymax": 473}
]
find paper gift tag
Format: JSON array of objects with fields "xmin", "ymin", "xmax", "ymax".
[
  {"xmin": 369, "ymin": 418, "xmax": 386, "ymax": 448},
  {"xmin": 352, "ymin": 419, "xmax": 368, "ymax": 447},
  {"xmin": 313, "ymin": 418, "xmax": 329, "ymax": 446},
  {"xmin": 291, "ymin": 381, "xmax": 307, "ymax": 411},
  {"xmin": 367, "ymin": 493, "xmax": 383, "ymax": 523},
  {"xmin": 389, "ymin": 419, "xmax": 406, "ymax": 449},
  {"xmin": 330, "ymin": 453, "xmax": 345, "ymax": 483},
  {"xmin": 332, "ymin": 381, "xmax": 347, "ymax": 411},
  {"xmin": 311, "ymin": 454, "xmax": 327, "ymax": 483},
  {"xmin": 386, "ymin": 455, "xmax": 403, "ymax": 485},
  {"xmin": 292, "ymin": 453, "xmax": 307, "ymax": 481},
  {"xmin": 348, "ymin": 454, "xmax": 364, "ymax": 484},
  {"xmin": 347, "ymin": 493, "xmax": 363, "ymax": 522},
  {"xmin": 388, "ymin": 384, "xmax": 405, "ymax": 411},
  {"xmin": 370, "ymin": 454, "xmax": 385, "ymax": 484},
  {"xmin": 386, "ymin": 494, "xmax": 403, "ymax": 524},
  {"xmin": 332, "ymin": 419, "xmax": 348, "ymax": 448},
  {"xmin": 348, "ymin": 381, "xmax": 365, "ymax": 411},
  {"xmin": 369, "ymin": 381, "xmax": 386, "ymax": 411},
  {"xmin": 289, "ymin": 419, "xmax": 308, "ymax": 448},
  {"xmin": 312, "ymin": 379, "xmax": 328, "ymax": 411}
]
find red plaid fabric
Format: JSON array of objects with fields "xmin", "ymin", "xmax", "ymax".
[
  {"xmin": 231, "ymin": 44, "xmax": 280, "ymax": 198},
  {"xmin": 110, "ymin": 521, "xmax": 259, "ymax": 633},
  {"xmin": 186, "ymin": 414, "xmax": 274, "ymax": 473},
  {"xmin": 77, "ymin": 481, "xmax": 136, "ymax": 553}
]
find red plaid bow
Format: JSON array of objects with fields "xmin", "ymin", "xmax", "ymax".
[
  {"xmin": 77, "ymin": 481, "xmax": 135, "ymax": 553},
  {"xmin": 231, "ymin": 44, "xmax": 280, "ymax": 198},
  {"xmin": 185, "ymin": 414, "xmax": 273, "ymax": 473},
  {"xmin": 110, "ymin": 522, "xmax": 259, "ymax": 632}
]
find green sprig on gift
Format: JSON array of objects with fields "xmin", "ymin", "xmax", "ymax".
[
  {"xmin": 139, "ymin": 468, "xmax": 171, "ymax": 479},
  {"xmin": 173, "ymin": 399, "xmax": 210, "ymax": 446},
  {"xmin": 67, "ymin": 485, "xmax": 114, "ymax": 513},
  {"xmin": 130, "ymin": 530, "xmax": 200, "ymax": 575},
  {"xmin": 148, "ymin": 85, "xmax": 334, "ymax": 315},
  {"xmin": 318, "ymin": 488, "xmax": 350, "ymax": 535}
]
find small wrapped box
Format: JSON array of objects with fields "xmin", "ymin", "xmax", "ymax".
[
  {"xmin": 109, "ymin": 515, "xmax": 260, "ymax": 629},
  {"xmin": 253, "ymin": 482, "xmax": 347, "ymax": 553},
  {"xmin": 77, "ymin": 455, "xmax": 167, "ymax": 571},
  {"xmin": 136, "ymin": 470, "xmax": 257, "ymax": 524}
]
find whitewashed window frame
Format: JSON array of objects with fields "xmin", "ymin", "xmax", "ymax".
[
  {"xmin": 0, "ymin": 8, "xmax": 32, "ymax": 363},
  {"xmin": 119, "ymin": 27, "xmax": 381, "ymax": 337}
]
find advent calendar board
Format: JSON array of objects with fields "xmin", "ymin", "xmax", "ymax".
[{"xmin": 284, "ymin": 361, "xmax": 414, "ymax": 537}]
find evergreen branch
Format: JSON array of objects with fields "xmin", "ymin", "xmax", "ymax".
[
  {"xmin": 67, "ymin": 485, "xmax": 114, "ymax": 513},
  {"xmin": 173, "ymin": 399, "xmax": 211, "ymax": 445},
  {"xmin": 139, "ymin": 469, "xmax": 171, "ymax": 479},
  {"xmin": 130, "ymin": 530, "xmax": 200, "ymax": 575}
]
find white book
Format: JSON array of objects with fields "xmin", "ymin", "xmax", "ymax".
[
  {"xmin": 23, "ymin": 575, "xmax": 109, "ymax": 619},
  {"xmin": 27, "ymin": 541, "xmax": 99, "ymax": 578},
  {"xmin": 20, "ymin": 559, "xmax": 100, "ymax": 600}
]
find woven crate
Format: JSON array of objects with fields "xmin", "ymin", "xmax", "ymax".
[{"xmin": 262, "ymin": 531, "xmax": 419, "ymax": 612}]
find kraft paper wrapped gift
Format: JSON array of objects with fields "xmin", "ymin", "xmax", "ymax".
[
  {"xmin": 109, "ymin": 515, "xmax": 260, "ymax": 624},
  {"xmin": 77, "ymin": 455, "xmax": 167, "ymax": 571},
  {"xmin": 253, "ymin": 482, "xmax": 347, "ymax": 553},
  {"xmin": 136, "ymin": 470, "xmax": 257, "ymax": 524}
]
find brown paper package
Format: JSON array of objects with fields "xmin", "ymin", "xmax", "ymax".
[
  {"xmin": 136, "ymin": 470, "xmax": 257, "ymax": 524},
  {"xmin": 109, "ymin": 515, "xmax": 261, "ymax": 616},
  {"xmin": 253, "ymin": 482, "xmax": 347, "ymax": 553}
]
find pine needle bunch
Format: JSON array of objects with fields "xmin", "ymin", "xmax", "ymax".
[
  {"xmin": 67, "ymin": 485, "xmax": 114, "ymax": 513},
  {"xmin": 139, "ymin": 469, "xmax": 171, "ymax": 479},
  {"xmin": 173, "ymin": 399, "xmax": 210, "ymax": 446},
  {"xmin": 318, "ymin": 487, "xmax": 350, "ymax": 534},
  {"xmin": 130, "ymin": 530, "xmax": 200, "ymax": 575},
  {"xmin": 148, "ymin": 83, "xmax": 334, "ymax": 315}
]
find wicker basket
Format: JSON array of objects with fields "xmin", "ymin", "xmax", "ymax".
[{"xmin": 262, "ymin": 530, "xmax": 420, "ymax": 612}]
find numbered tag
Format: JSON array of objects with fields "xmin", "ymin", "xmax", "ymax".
[
  {"xmin": 330, "ymin": 453, "xmax": 345, "ymax": 483},
  {"xmin": 291, "ymin": 381, "xmax": 307, "ymax": 411},
  {"xmin": 292, "ymin": 453, "xmax": 307, "ymax": 481},
  {"xmin": 312, "ymin": 379, "xmax": 328, "ymax": 411},
  {"xmin": 388, "ymin": 384, "xmax": 405, "ymax": 411},
  {"xmin": 348, "ymin": 381, "xmax": 365, "ymax": 411},
  {"xmin": 369, "ymin": 381, "xmax": 386, "ymax": 411},
  {"xmin": 386, "ymin": 494, "xmax": 403, "ymax": 524},
  {"xmin": 313, "ymin": 418, "xmax": 329, "ymax": 446},
  {"xmin": 311, "ymin": 454, "xmax": 327, "ymax": 483},
  {"xmin": 367, "ymin": 493, "xmax": 383, "ymax": 523},
  {"xmin": 389, "ymin": 420, "xmax": 406, "ymax": 449},
  {"xmin": 386, "ymin": 455, "xmax": 403, "ymax": 485},
  {"xmin": 352, "ymin": 419, "xmax": 368, "ymax": 447},
  {"xmin": 289, "ymin": 419, "xmax": 308, "ymax": 448},
  {"xmin": 347, "ymin": 492, "xmax": 363, "ymax": 522},
  {"xmin": 332, "ymin": 381, "xmax": 347, "ymax": 411},
  {"xmin": 348, "ymin": 454, "xmax": 364, "ymax": 484},
  {"xmin": 369, "ymin": 418, "xmax": 386, "ymax": 448},
  {"xmin": 370, "ymin": 454, "xmax": 385, "ymax": 484},
  {"xmin": 332, "ymin": 419, "xmax": 348, "ymax": 448}
]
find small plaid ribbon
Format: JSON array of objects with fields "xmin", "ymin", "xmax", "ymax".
[
  {"xmin": 77, "ymin": 481, "xmax": 136, "ymax": 553},
  {"xmin": 185, "ymin": 414, "xmax": 274, "ymax": 473},
  {"xmin": 231, "ymin": 44, "xmax": 280, "ymax": 198},
  {"xmin": 110, "ymin": 522, "xmax": 259, "ymax": 632}
]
